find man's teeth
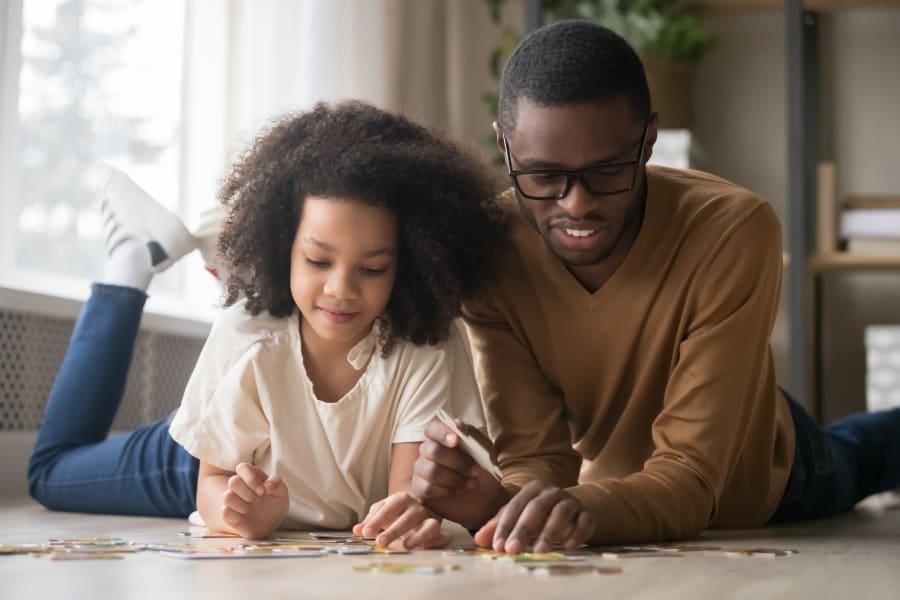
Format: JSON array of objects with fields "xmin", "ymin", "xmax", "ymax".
[{"xmin": 564, "ymin": 228, "xmax": 596, "ymax": 238}]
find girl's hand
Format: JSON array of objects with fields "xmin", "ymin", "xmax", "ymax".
[
  {"xmin": 353, "ymin": 491, "xmax": 451, "ymax": 549},
  {"xmin": 221, "ymin": 462, "xmax": 289, "ymax": 539}
]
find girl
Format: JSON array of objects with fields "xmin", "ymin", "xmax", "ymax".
[{"xmin": 28, "ymin": 100, "xmax": 509, "ymax": 548}]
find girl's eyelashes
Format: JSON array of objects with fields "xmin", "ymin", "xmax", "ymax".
[
  {"xmin": 305, "ymin": 258, "xmax": 329, "ymax": 269},
  {"xmin": 304, "ymin": 257, "xmax": 389, "ymax": 276}
]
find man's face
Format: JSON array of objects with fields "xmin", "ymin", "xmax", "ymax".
[{"xmin": 498, "ymin": 97, "xmax": 656, "ymax": 271}]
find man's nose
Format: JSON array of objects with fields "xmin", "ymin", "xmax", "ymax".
[{"xmin": 556, "ymin": 176, "xmax": 595, "ymax": 220}]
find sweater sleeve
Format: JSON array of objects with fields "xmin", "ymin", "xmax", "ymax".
[
  {"xmin": 463, "ymin": 298, "xmax": 583, "ymax": 498},
  {"xmin": 566, "ymin": 203, "xmax": 784, "ymax": 543}
]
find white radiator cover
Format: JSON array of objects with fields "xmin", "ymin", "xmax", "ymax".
[{"xmin": 0, "ymin": 307, "xmax": 205, "ymax": 498}]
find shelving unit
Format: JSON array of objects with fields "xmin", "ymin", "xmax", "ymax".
[
  {"xmin": 810, "ymin": 255, "xmax": 900, "ymax": 273},
  {"xmin": 677, "ymin": 0, "xmax": 900, "ymax": 417}
]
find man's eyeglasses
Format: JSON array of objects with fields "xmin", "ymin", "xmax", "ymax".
[{"xmin": 502, "ymin": 121, "xmax": 649, "ymax": 201}]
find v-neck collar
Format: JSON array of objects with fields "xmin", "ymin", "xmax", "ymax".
[{"xmin": 540, "ymin": 168, "xmax": 670, "ymax": 309}]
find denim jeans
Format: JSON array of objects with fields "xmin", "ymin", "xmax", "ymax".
[
  {"xmin": 771, "ymin": 389, "xmax": 900, "ymax": 522},
  {"xmin": 28, "ymin": 283, "xmax": 198, "ymax": 517}
]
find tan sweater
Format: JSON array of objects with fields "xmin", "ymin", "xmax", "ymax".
[{"xmin": 463, "ymin": 166, "xmax": 794, "ymax": 544}]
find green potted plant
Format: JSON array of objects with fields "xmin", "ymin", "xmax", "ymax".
[{"xmin": 484, "ymin": 0, "xmax": 715, "ymax": 132}]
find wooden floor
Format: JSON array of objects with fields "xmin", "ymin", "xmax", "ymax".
[{"xmin": 2, "ymin": 494, "xmax": 900, "ymax": 600}]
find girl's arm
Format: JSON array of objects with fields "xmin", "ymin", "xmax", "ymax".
[
  {"xmin": 387, "ymin": 442, "xmax": 421, "ymax": 494},
  {"xmin": 196, "ymin": 460, "xmax": 289, "ymax": 539},
  {"xmin": 353, "ymin": 442, "xmax": 451, "ymax": 548}
]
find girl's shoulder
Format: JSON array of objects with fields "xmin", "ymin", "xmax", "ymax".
[
  {"xmin": 384, "ymin": 320, "xmax": 472, "ymax": 372},
  {"xmin": 204, "ymin": 300, "xmax": 299, "ymax": 363}
]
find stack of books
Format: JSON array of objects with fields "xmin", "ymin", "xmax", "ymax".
[{"xmin": 839, "ymin": 195, "xmax": 900, "ymax": 255}]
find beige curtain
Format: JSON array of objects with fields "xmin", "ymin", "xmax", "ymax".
[{"xmin": 224, "ymin": 0, "xmax": 523, "ymax": 157}]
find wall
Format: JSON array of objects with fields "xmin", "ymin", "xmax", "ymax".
[{"xmin": 692, "ymin": 8, "xmax": 900, "ymax": 421}]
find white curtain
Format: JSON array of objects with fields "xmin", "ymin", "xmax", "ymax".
[{"xmin": 218, "ymin": 0, "xmax": 521, "ymax": 156}]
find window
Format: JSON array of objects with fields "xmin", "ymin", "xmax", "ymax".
[{"xmin": 9, "ymin": 0, "xmax": 186, "ymax": 290}]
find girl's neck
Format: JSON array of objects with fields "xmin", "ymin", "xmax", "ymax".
[
  {"xmin": 299, "ymin": 318, "xmax": 374, "ymax": 403},
  {"xmin": 300, "ymin": 320, "xmax": 361, "ymax": 358}
]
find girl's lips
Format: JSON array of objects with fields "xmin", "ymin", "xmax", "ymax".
[{"xmin": 319, "ymin": 307, "xmax": 358, "ymax": 324}]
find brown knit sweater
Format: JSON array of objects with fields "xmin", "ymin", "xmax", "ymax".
[{"xmin": 464, "ymin": 165, "xmax": 794, "ymax": 544}]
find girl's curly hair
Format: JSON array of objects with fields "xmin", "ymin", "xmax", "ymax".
[{"xmin": 218, "ymin": 100, "xmax": 510, "ymax": 355}]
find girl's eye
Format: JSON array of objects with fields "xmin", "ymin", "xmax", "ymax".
[
  {"xmin": 306, "ymin": 259, "xmax": 329, "ymax": 269},
  {"xmin": 362, "ymin": 267, "xmax": 388, "ymax": 276}
]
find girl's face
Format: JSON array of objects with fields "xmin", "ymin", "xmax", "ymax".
[{"xmin": 290, "ymin": 196, "xmax": 398, "ymax": 350}]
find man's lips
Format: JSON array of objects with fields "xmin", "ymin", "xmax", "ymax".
[{"xmin": 549, "ymin": 221, "xmax": 607, "ymax": 251}]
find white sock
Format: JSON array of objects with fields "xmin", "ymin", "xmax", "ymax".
[{"xmin": 102, "ymin": 237, "xmax": 153, "ymax": 291}]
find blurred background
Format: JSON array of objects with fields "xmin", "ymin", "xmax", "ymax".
[{"xmin": 1, "ymin": 0, "xmax": 899, "ymax": 424}]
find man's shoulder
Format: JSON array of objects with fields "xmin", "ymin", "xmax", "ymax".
[
  {"xmin": 650, "ymin": 166, "xmax": 770, "ymax": 216},
  {"xmin": 649, "ymin": 166, "xmax": 778, "ymax": 239}
]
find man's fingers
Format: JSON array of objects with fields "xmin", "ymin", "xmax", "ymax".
[
  {"xmin": 411, "ymin": 470, "xmax": 458, "ymax": 502},
  {"xmin": 415, "ymin": 445, "xmax": 474, "ymax": 487},
  {"xmin": 566, "ymin": 511, "xmax": 595, "ymax": 550},
  {"xmin": 235, "ymin": 462, "xmax": 268, "ymax": 495},
  {"xmin": 532, "ymin": 497, "xmax": 580, "ymax": 553},
  {"xmin": 491, "ymin": 482, "xmax": 546, "ymax": 553},
  {"xmin": 424, "ymin": 418, "xmax": 459, "ymax": 447}
]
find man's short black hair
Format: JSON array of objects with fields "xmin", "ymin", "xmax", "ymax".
[{"xmin": 498, "ymin": 19, "xmax": 651, "ymax": 131}]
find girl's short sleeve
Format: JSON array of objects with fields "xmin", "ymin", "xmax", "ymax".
[
  {"xmin": 168, "ymin": 316, "xmax": 270, "ymax": 470},
  {"xmin": 392, "ymin": 321, "xmax": 486, "ymax": 444}
]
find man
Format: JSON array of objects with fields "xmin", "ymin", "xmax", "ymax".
[{"xmin": 412, "ymin": 20, "xmax": 900, "ymax": 553}]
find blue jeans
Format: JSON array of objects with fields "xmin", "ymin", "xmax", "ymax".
[
  {"xmin": 771, "ymin": 389, "xmax": 900, "ymax": 522},
  {"xmin": 28, "ymin": 283, "xmax": 198, "ymax": 517}
]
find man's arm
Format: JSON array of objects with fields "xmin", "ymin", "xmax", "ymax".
[
  {"xmin": 463, "ymin": 295, "xmax": 583, "ymax": 495},
  {"xmin": 487, "ymin": 203, "xmax": 785, "ymax": 548},
  {"xmin": 411, "ymin": 291, "xmax": 581, "ymax": 529}
]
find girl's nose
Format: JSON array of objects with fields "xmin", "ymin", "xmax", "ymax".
[{"xmin": 324, "ymin": 269, "xmax": 357, "ymax": 299}]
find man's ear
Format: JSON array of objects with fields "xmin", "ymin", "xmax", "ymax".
[
  {"xmin": 643, "ymin": 112, "xmax": 659, "ymax": 164},
  {"xmin": 492, "ymin": 121, "xmax": 504, "ymax": 154}
]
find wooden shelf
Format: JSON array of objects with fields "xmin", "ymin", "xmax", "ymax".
[
  {"xmin": 809, "ymin": 253, "xmax": 900, "ymax": 272},
  {"xmin": 686, "ymin": 0, "xmax": 900, "ymax": 12}
]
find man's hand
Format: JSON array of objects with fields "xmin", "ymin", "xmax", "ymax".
[
  {"xmin": 474, "ymin": 480, "xmax": 594, "ymax": 554},
  {"xmin": 411, "ymin": 417, "xmax": 508, "ymax": 529},
  {"xmin": 221, "ymin": 462, "xmax": 289, "ymax": 539},
  {"xmin": 353, "ymin": 492, "xmax": 451, "ymax": 549}
]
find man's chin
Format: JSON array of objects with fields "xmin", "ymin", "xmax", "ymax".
[{"xmin": 550, "ymin": 245, "xmax": 614, "ymax": 267}]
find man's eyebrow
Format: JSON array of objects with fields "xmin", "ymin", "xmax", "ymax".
[{"xmin": 515, "ymin": 151, "xmax": 634, "ymax": 170}]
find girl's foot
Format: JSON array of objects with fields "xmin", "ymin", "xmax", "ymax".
[
  {"xmin": 92, "ymin": 163, "xmax": 197, "ymax": 275},
  {"xmin": 192, "ymin": 204, "xmax": 229, "ymax": 282}
]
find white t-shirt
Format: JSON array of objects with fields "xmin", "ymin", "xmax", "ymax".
[{"xmin": 169, "ymin": 301, "xmax": 485, "ymax": 530}]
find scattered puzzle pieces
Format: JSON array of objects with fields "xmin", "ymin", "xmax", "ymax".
[{"xmin": 353, "ymin": 562, "xmax": 461, "ymax": 574}]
